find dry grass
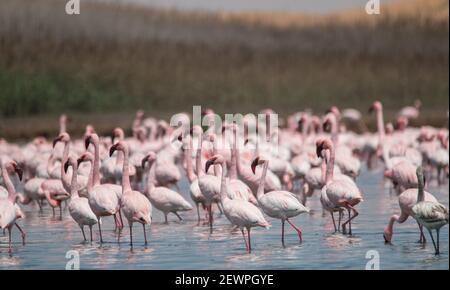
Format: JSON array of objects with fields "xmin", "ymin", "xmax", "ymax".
[{"xmin": 0, "ymin": 0, "xmax": 448, "ymax": 140}]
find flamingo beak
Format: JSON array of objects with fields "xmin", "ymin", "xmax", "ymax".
[
  {"xmin": 52, "ymin": 136, "xmax": 62, "ymax": 148},
  {"xmin": 205, "ymin": 157, "xmax": 217, "ymax": 174},
  {"xmin": 368, "ymin": 105, "xmax": 375, "ymax": 113},
  {"xmin": 13, "ymin": 164, "xmax": 23, "ymax": 181},
  {"xmin": 77, "ymin": 157, "xmax": 83, "ymax": 167},
  {"xmin": 251, "ymin": 157, "xmax": 260, "ymax": 174},
  {"xmin": 177, "ymin": 134, "xmax": 183, "ymax": 142},
  {"xmin": 316, "ymin": 144, "xmax": 324, "ymax": 158},
  {"xmin": 84, "ymin": 136, "xmax": 91, "ymax": 150},
  {"xmin": 189, "ymin": 128, "xmax": 194, "ymax": 137},
  {"xmin": 64, "ymin": 160, "xmax": 70, "ymax": 174},
  {"xmin": 109, "ymin": 144, "xmax": 118, "ymax": 157}
]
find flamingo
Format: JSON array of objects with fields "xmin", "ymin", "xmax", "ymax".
[
  {"xmin": 64, "ymin": 156, "xmax": 97, "ymax": 242},
  {"xmin": 411, "ymin": 167, "xmax": 449, "ymax": 255},
  {"xmin": 206, "ymin": 154, "xmax": 270, "ymax": 253},
  {"xmin": 316, "ymin": 139, "xmax": 363, "ymax": 235},
  {"xmin": 142, "ymin": 152, "xmax": 192, "ymax": 223},
  {"xmin": 0, "ymin": 159, "xmax": 26, "ymax": 253},
  {"xmin": 383, "ymin": 166, "xmax": 438, "ymax": 244},
  {"xmin": 251, "ymin": 156, "xmax": 309, "ymax": 246},
  {"xmin": 110, "ymin": 141, "xmax": 152, "ymax": 247},
  {"xmin": 83, "ymin": 133, "xmax": 123, "ymax": 243}
]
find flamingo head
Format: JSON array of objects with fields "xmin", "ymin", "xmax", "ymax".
[
  {"xmin": 251, "ymin": 156, "xmax": 266, "ymax": 174},
  {"xmin": 141, "ymin": 152, "xmax": 157, "ymax": 169},
  {"xmin": 316, "ymin": 138, "xmax": 333, "ymax": 158},
  {"xmin": 53, "ymin": 132, "xmax": 70, "ymax": 148},
  {"xmin": 327, "ymin": 106, "xmax": 341, "ymax": 119},
  {"xmin": 136, "ymin": 110, "xmax": 145, "ymax": 120},
  {"xmin": 190, "ymin": 125, "xmax": 203, "ymax": 137},
  {"xmin": 383, "ymin": 227, "xmax": 393, "ymax": 243},
  {"xmin": 84, "ymin": 133, "xmax": 99, "ymax": 150},
  {"xmin": 322, "ymin": 113, "xmax": 336, "ymax": 133},
  {"xmin": 64, "ymin": 156, "xmax": 77, "ymax": 174},
  {"xmin": 77, "ymin": 152, "xmax": 94, "ymax": 167},
  {"xmin": 395, "ymin": 116, "xmax": 408, "ymax": 131},
  {"xmin": 205, "ymin": 154, "xmax": 225, "ymax": 173},
  {"xmin": 2, "ymin": 160, "xmax": 23, "ymax": 181},
  {"xmin": 112, "ymin": 127, "xmax": 125, "ymax": 144},
  {"xmin": 109, "ymin": 141, "xmax": 127, "ymax": 157},
  {"xmin": 369, "ymin": 101, "xmax": 382, "ymax": 113}
]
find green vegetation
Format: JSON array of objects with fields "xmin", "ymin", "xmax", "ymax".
[{"xmin": 0, "ymin": 0, "xmax": 448, "ymax": 139}]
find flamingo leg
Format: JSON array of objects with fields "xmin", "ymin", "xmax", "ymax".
[
  {"xmin": 247, "ymin": 227, "xmax": 252, "ymax": 253},
  {"xmin": 338, "ymin": 211, "xmax": 343, "ymax": 232},
  {"xmin": 436, "ymin": 228, "xmax": 440, "ymax": 255},
  {"xmin": 426, "ymin": 228, "xmax": 438, "ymax": 255},
  {"xmin": 98, "ymin": 218, "xmax": 104, "ymax": 243},
  {"xmin": 164, "ymin": 214, "xmax": 168, "ymax": 224},
  {"xmin": 208, "ymin": 205, "xmax": 213, "ymax": 233},
  {"xmin": 129, "ymin": 224, "xmax": 134, "ymax": 247},
  {"xmin": 241, "ymin": 229, "xmax": 249, "ymax": 252},
  {"xmin": 330, "ymin": 212, "xmax": 337, "ymax": 232},
  {"xmin": 418, "ymin": 224, "xmax": 426, "ymax": 243},
  {"xmin": 89, "ymin": 225, "xmax": 93, "ymax": 242},
  {"xmin": 286, "ymin": 219, "xmax": 303, "ymax": 243},
  {"xmin": 118, "ymin": 210, "xmax": 124, "ymax": 230},
  {"xmin": 7, "ymin": 227, "xmax": 12, "ymax": 253},
  {"xmin": 342, "ymin": 205, "xmax": 359, "ymax": 235},
  {"xmin": 80, "ymin": 226, "xmax": 87, "ymax": 241},
  {"xmin": 59, "ymin": 205, "xmax": 63, "ymax": 218},
  {"xmin": 174, "ymin": 212, "xmax": 183, "ymax": 221},
  {"xmin": 15, "ymin": 223, "xmax": 26, "ymax": 245},
  {"xmin": 113, "ymin": 214, "xmax": 119, "ymax": 231},
  {"xmin": 196, "ymin": 204, "xmax": 201, "ymax": 224},
  {"xmin": 281, "ymin": 220, "xmax": 285, "ymax": 247},
  {"xmin": 143, "ymin": 224, "xmax": 148, "ymax": 245}
]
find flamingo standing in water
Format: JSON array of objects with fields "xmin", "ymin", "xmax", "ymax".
[
  {"xmin": 316, "ymin": 139, "xmax": 363, "ymax": 235},
  {"xmin": 83, "ymin": 133, "xmax": 123, "ymax": 243},
  {"xmin": 251, "ymin": 157, "xmax": 309, "ymax": 246},
  {"xmin": 110, "ymin": 141, "xmax": 152, "ymax": 247},
  {"xmin": 0, "ymin": 159, "xmax": 26, "ymax": 253},
  {"xmin": 142, "ymin": 152, "xmax": 192, "ymax": 223},
  {"xmin": 64, "ymin": 156, "xmax": 98, "ymax": 242},
  {"xmin": 206, "ymin": 154, "xmax": 270, "ymax": 253},
  {"xmin": 412, "ymin": 167, "xmax": 449, "ymax": 255}
]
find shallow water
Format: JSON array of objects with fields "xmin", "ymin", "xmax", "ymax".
[{"xmin": 0, "ymin": 167, "xmax": 448, "ymax": 270}]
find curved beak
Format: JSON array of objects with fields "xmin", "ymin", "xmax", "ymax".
[
  {"xmin": 368, "ymin": 105, "xmax": 375, "ymax": 113},
  {"xmin": 109, "ymin": 144, "xmax": 118, "ymax": 157},
  {"xmin": 111, "ymin": 133, "xmax": 116, "ymax": 144},
  {"xmin": 84, "ymin": 136, "xmax": 91, "ymax": 150},
  {"xmin": 13, "ymin": 164, "xmax": 23, "ymax": 181},
  {"xmin": 322, "ymin": 120, "xmax": 331, "ymax": 132},
  {"xmin": 251, "ymin": 157, "xmax": 260, "ymax": 174},
  {"xmin": 316, "ymin": 144, "xmax": 324, "ymax": 158},
  {"xmin": 77, "ymin": 157, "xmax": 83, "ymax": 167},
  {"xmin": 189, "ymin": 127, "xmax": 194, "ymax": 137},
  {"xmin": 177, "ymin": 134, "xmax": 183, "ymax": 142},
  {"xmin": 205, "ymin": 157, "xmax": 217, "ymax": 174},
  {"xmin": 52, "ymin": 136, "xmax": 63, "ymax": 148},
  {"xmin": 64, "ymin": 160, "xmax": 70, "ymax": 174}
]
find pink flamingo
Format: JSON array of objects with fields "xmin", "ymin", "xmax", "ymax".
[
  {"xmin": 64, "ymin": 156, "xmax": 98, "ymax": 242},
  {"xmin": 316, "ymin": 139, "xmax": 363, "ymax": 235},
  {"xmin": 0, "ymin": 159, "xmax": 26, "ymax": 253},
  {"xmin": 206, "ymin": 154, "xmax": 270, "ymax": 253},
  {"xmin": 84, "ymin": 133, "xmax": 123, "ymax": 242},
  {"xmin": 110, "ymin": 141, "xmax": 152, "ymax": 247},
  {"xmin": 142, "ymin": 152, "xmax": 192, "ymax": 223},
  {"xmin": 383, "ymin": 166, "xmax": 438, "ymax": 244},
  {"xmin": 251, "ymin": 156, "xmax": 309, "ymax": 246}
]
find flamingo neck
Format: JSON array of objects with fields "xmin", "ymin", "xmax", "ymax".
[
  {"xmin": 1, "ymin": 166, "xmax": 16, "ymax": 203},
  {"xmin": 121, "ymin": 147, "xmax": 132, "ymax": 193},
  {"xmin": 184, "ymin": 137, "xmax": 196, "ymax": 182},
  {"xmin": 257, "ymin": 161, "xmax": 269, "ymax": 199},
  {"xmin": 219, "ymin": 161, "xmax": 229, "ymax": 202},
  {"xmin": 61, "ymin": 141, "xmax": 71, "ymax": 191},
  {"xmin": 330, "ymin": 117, "xmax": 339, "ymax": 145},
  {"xmin": 196, "ymin": 132, "xmax": 205, "ymax": 177},
  {"xmin": 92, "ymin": 139, "xmax": 101, "ymax": 186},
  {"xmin": 417, "ymin": 172, "xmax": 425, "ymax": 203},
  {"xmin": 321, "ymin": 151, "xmax": 328, "ymax": 184},
  {"xmin": 387, "ymin": 214, "xmax": 398, "ymax": 234},
  {"xmin": 234, "ymin": 128, "xmax": 243, "ymax": 177},
  {"xmin": 86, "ymin": 159, "xmax": 94, "ymax": 193},
  {"xmin": 325, "ymin": 147, "xmax": 335, "ymax": 184},
  {"xmin": 228, "ymin": 137, "xmax": 238, "ymax": 179},
  {"xmin": 377, "ymin": 108, "xmax": 386, "ymax": 144},
  {"xmin": 70, "ymin": 164, "xmax": 79, "ymax": 198}
]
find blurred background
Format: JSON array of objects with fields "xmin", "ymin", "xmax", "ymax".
[{"xmin": 0, "ymin": 0, "xmax": 448, "ymax": 139}]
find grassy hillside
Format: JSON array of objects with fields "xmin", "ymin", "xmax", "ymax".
[{"xmin": 0, "ymin": 0, "xmax": 448, "ymax": 139}]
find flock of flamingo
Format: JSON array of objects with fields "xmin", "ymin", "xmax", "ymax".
[{"xmin": 0, "ymin": 101, "xmax": 448, "ymax": 257}]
